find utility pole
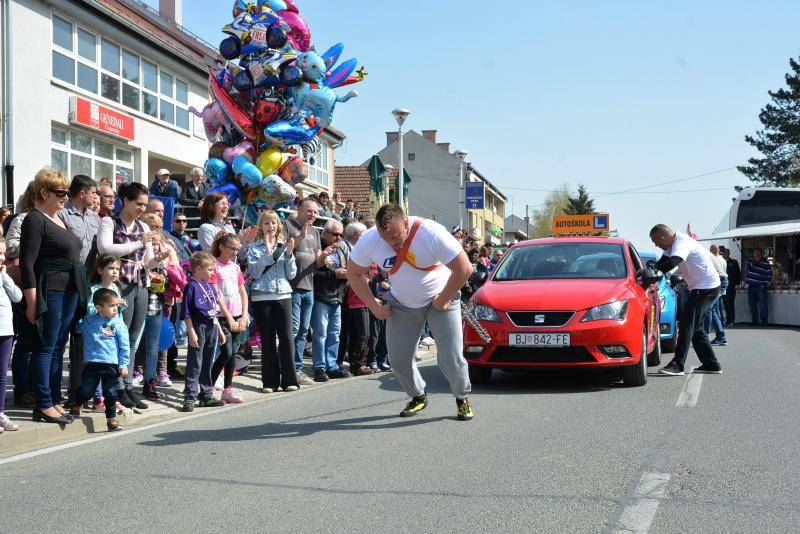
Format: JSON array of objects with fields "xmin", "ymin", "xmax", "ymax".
[{"xmin": 525, "ymin": 204, "xmax": 530, "ymax": 240}]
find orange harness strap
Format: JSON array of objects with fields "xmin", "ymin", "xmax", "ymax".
[{"xmin": 389, "ymin": 219, "xmax": 444, "ymax": 276}]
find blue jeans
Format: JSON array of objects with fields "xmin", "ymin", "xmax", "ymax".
[
  {"xmin": 31, "ymin": 290, "xmax": 78, "ymax": 409},
  {"xmin": 139, "ymin": 313, "xmax": 162, "ymax": 381},
  {"xmin": 311, "ymin": 301, "xmax": 342, "ymax": 372},
  {"xmin": 291, "ymin": 289, "xmax": 314, "ymax": 372},
  {"xmin": 704, "ymin": 278, "xmax": 727, "ymax": 337},
  {"xmin": 747, "ymin": 285, "xmax": 769, "ymax": 325}
]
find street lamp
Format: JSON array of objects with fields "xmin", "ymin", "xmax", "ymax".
[
  {"xmin": 455, "ymin": 149, "xmax": 469, "ymax": 230},
  {"xmin": 392, "ymin": 108, "xmax": 410, "ymax": 209},
  {"xmin": 383, "ymin": 164, "xmax": 394, "ymax": 205}
]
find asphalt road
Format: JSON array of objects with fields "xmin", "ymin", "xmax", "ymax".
[{"xmin": 2, "ymin": 326, "xmax": 799, "ymax": 533}]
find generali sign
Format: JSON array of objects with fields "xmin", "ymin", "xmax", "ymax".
[{"xmin": 69, "ymin": 96, "xmax": 135, "ymax": 140}]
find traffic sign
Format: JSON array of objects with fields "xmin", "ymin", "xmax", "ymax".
[
  {"xmin": 552, "ymin": 213, "xmax": 611, "ymax": 234},
  {"xmin": 465, "ymin": 181, "xmax": 485, "ymax": 210}
]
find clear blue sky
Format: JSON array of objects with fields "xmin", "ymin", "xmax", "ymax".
[{"xmin": 160, "ymin": 0, "xmax": 800, "ymax": 252}]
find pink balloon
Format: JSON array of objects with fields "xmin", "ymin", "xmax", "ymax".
[
  {"xmin": 277, "ymin": 10, "xmax": 311, "ymax": 52},
  {"xmin": 223, "ymin": 140, "xmax": 255, "ymax": 165},
  {"xmin": 282, "ymin": 0, "xmax": 299, "ymax": 13}
]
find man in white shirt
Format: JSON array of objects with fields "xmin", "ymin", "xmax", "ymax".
[
  {"xmin": 347, "ymin": 204, "xmax": 475, "ymax": 420},
  {"xmin": 650, "ymin": 224, "xmax": 722, "ymax": 375},
  {"xmin": 704, "ymin": 244, "xmax": 729, "ymax": 346}
]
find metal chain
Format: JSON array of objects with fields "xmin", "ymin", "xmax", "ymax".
[{"xmin": 462, "ymin": 302, "xmax": 493, "ymax": 344}]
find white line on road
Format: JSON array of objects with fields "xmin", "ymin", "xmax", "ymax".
[
  {"xmin": 675, "ymin": 373, "xmax": 704, "ymax": 408},
  {"xmin": 612, "ymin": 472, "xmax": 672, "ymax": 534}
]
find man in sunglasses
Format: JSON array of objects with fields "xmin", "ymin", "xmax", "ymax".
[
  {"xmin": 310, "ymin": 219, "xmax": 351, "ymax": 382},
  {"xmin": 97, "ymin": 183, "xmax": 117, "ymax": 218},
  {"xmin": 169, "ymin": 215, "xmax": 194, "ymax": 262}
]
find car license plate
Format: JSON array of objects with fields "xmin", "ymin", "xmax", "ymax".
[{"xmin": 509, "ymin": 333, "xmax": 571, "ymax": 347}]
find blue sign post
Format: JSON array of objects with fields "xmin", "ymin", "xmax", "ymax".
[{"xmin": 465, "ymin": 181, "xmax": 485, "ymax": 210}]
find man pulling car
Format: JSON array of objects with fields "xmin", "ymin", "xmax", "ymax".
[{"xmin": 649, "ymin": 224, "xmax": 723, "ymax": 375}]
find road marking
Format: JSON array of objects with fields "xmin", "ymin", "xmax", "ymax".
[
  {"xmin": 612, "ymin": 471, "xmax": 671, "ymax": 533},
  {"xmin": 675, "ymin": 373, "xmax": 703, "ymax": 408}
]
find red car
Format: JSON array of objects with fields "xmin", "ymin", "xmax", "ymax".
[{"xmin": 463, "ymin": 237, "xmax": 662, "ymax": 386}]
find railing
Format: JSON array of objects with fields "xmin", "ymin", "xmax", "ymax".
[{"xmin": 114, "ymin": 0, "xmax": 218, "ymax": 52}]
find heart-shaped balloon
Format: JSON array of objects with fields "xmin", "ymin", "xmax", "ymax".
[
  {"xmin": 256, "ymin": 146, "xmax": 284, "ymax": 177},
  {"xmin": 223, "ymin": 140, "xmax": 255, "ymax": 165},
  {"xmin": 256, "ymin": 173, "xmax": 296, "ymax": 209}
]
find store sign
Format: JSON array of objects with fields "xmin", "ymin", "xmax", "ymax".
[
  {"xmin": 552, "ymin": 213, "xmax": 611, "ymax": 234},
  {"xmin": 69, "ymin": 96, "xmax": 134, "ymax": 140},
  {"xmin": 465, "ymin": 181, "xmax": 485, "ymax": 210}
]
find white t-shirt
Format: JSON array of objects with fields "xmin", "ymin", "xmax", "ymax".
[
  {"xmin": 350, "ymin": 217, "xmax": 463, "ymax": 308},
  {"xmin": 711, "ymin": 254, "xmax": 728, "ymax": 278},
  {"xmin": 664, "ymin": 232, "xmax": 720, "ymax": 290}
]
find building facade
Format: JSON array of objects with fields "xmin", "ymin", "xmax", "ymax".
[
  {"xmin": 372, "ymin": 129, "xmax": 506, "ymax": 238},
  {"xmin": 1, "ymin": 0, "xmax": 342, "ymax": 207}
]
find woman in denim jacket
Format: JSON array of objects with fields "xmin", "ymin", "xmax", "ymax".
[{"xmin": 247, "ymin": 210, "xmax": 299, "ymax": 393}]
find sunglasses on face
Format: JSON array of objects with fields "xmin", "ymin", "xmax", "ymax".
[
  {"xmin": 326, "ymin": 231, "xmax": 343, "ymax": 238},
  {"xmin": 50, "ymin": 188, "xmax": 69, "ymax": 198},
  {"xmin": 174, "ymin": 219, "xmax": 188, "ymax": 224}
]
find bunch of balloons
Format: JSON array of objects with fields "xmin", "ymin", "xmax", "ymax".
[{"xmin": 191, "ymin": 0, "xmax": 366, "ymax": 222}]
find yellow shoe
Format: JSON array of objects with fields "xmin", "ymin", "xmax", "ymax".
[
  {"xmin": 456, "ymin": 398, "xmax": 473, "ymax": 421},
  {"xmin": 399, "ymin": 394, "xmax": 427, "ymax": 417}
]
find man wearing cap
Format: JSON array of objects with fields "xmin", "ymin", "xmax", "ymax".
[{"xmin": 150, "ymin": 168, "xmax": 180, "ymax": 203}]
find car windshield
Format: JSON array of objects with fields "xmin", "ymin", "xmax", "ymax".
[{"xmin": 493, "ymin": 242, "xmax": 628, "ymax": 281}]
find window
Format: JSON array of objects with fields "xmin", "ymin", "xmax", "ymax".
[
  {"xmin": 52, "ymin": 126, "xmax": 134, "ymax": 183},
  {"xmin": 305, "ymin": 140, "xmax": 330, "ymax": 186},
  {"xmin": 51, "ymin": 13, "xmax": 191, "ymax": 131},
  {"xmin": 408, "ymin": 153, "xmax": 416, "ymax": 161},
  {"xmin": 52, "ymin": 15, "xmax": 73, "ymax": 51}
]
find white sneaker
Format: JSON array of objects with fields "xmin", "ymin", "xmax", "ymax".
[
  {"xmin": 420, "ymin": 337, "xmax": 435, "ymax": 347},
  {"xmin": 415, "ymin": 354, "xmax": 423, "ymax": 361},
  {"xmin": 156, "ymin": 371, "xmax": 173, "ymax": 387},
  {"xmin": 131, "ymin": 371, "xmax": 144, "ymax": 386}
]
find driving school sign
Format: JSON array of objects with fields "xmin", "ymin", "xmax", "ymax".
[
  {"xmin": 69, "ymin": 96, "xmax": 135, "ymax": 140},
  {"xmin": 552, "ymin": 213, "xmax": 610, "ymax": 234}
]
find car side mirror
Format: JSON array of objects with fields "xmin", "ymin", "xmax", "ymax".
[{"xmin": 641, "ymin": 268, "xmax": 662, "ymax": 287}]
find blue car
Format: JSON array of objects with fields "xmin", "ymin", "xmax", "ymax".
[{"xmin": 640, "ymin": 253, "xmax": 678, "ymax": 352}]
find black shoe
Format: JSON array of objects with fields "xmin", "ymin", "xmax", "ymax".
[
  {"xmin": 399, "ymin": 394, "xmax": 428, "ymax": 417},
  {"xmin": 197, "ymin": 396, "xmax": 225, "ymax": 408},
  {"xmin": 693, "ymin": 364, "xmax": 723, "ymax": 374},
  {"xmin": 125, "ymin": 389, "xmax": 148, "ymax": 410},
  {"xmin": 327, "ymin": 369, "xmax": 351, "ymax": 379},
  {"xmin": 32, "ymin": 408, "xmax": 73, "ymax": 425},
  {"xmin": 118, "ymin": 389, "xmax": 135, "ymax": 409},
  {"xmin": 143, "ymin": 379, "xmax": 159, "ymax": 402},
  {"xmin": 181, "ymin": 399, "xmax": 195, "ymax": 412},
  {"xmin": 313, "ymin": 368, "xmax": 329, "ymax": 382},
  {"xmin": 68, "ymin": 403, "xmax": 82, "ymax": 417},
  {"xmin": 377, "ymin": 362, "xmax": 393, "ymax": 372},
  {"xmin": 710, "ymin": 338, "xmax": 728, "ymax": 346},
  {"xmin": 658, "ymin": 362, "xmax": 685, "ymax": 376},
  {"xmin": 456, "ymin": 398, "xmax": 474, "ymax": 421}
]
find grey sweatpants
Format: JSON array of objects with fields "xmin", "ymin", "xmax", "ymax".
[{"xmin": 385, "ymin": 294, "xmax": 471, "ymax": 399}]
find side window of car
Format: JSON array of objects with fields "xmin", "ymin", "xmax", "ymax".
[{"xmin": 628, "ymin": 244, "xmax": 644, "ymax": 275}]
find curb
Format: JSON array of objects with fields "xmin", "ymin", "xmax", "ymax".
[{"xmin": 0, "ymin": 345, "xmax": 435, "ymax": 459}]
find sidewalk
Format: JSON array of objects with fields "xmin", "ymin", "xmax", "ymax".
[{"xmin": 0, "ymin": 345, "xmax": 436, "ymax": 459}]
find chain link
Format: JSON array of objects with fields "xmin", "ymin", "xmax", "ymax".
[{"xmin": 462, "ymin": 302, "xmax": 493, "ymax": 344}]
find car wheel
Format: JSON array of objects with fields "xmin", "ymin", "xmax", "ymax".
[
  {"xmin": 648, "ymin": 328, "xmax": 662, "ymax": 366},
  {"xmin": 661, "ymin": 324, "xmax": 677, "ymax": 353},
  {"xmin": 622, "ymin": 330, "xmax": 648, "ymax": 387},
  {"xmin": 468, "ymin": 365, "xmax": 492, "ymax": 385}
]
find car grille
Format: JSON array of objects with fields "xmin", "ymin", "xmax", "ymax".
[
  {"xmin": 488, "ymin": 346, "xmax": 595, "ymax": 364},
  {"xmin": 506, "ymin": 311, "xmax": 575, "ymax": 327}
]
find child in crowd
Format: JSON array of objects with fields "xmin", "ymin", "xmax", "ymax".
[
  {"xmin": 182, "ymin": 252, "xmax": 227, "ymax": 412},
  {"xmin": 209, "ymin": 232, "xmax": 248, "ymax": 404},
  {"xmin": 159, "ymin": 243, "xmax": 187, "ymax": 386},
  {"xmin": 0, "ymin": 237, "xmax": 23, "ymax": 434},
  {"xmin": 87, "ymin": 254, "xmax": 128, "ymax": 414},
  {"xmin": 72, "ymin": 288, "xmax": 130, "ymax": 432}
]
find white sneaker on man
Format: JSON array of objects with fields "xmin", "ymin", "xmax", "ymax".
[{"xmin": 420, "ymin": 337, "xmax": 435, "ymax": 347}]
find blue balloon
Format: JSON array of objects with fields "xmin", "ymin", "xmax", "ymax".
[
  {"xmin": 232, "ymin": 155, "xmax": 263, "ymax": 188},
  {"xmin": 209, "ymin": 182, "xmax": 243, "ymax": 206},
  {"xmin": 264, "ymin": 119, "xmax": 321, "ymax": 146},
  {"xmin": 260, "ymin": 0, "xmax": 287, "ymax": 10},
  {"xmin": 159, "ymin": 316, "xmax": 175, "ymax": 351},
  {"xmin": 205, "ymin": 158, "xmax": 231, "ymax": 186}
]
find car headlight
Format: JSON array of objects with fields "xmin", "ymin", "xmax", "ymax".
[
  {"xmin": 473, "ymin": 304, "xmax": 502, "ymax": 323},
  {"xmin": 659, "ymin": 295, "xmax": 666, "ymax": 311},
  {"xmin": 580, "ymin": 300, "xmax": 629, "ymax": 322}
]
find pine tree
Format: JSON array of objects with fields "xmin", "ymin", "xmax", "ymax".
[
  {"xmin": 564, "ymin": 184, "xmax": 596, "ymax": 214},
  {"xmin": 738, "ymin": 56, "xmax": 800, "ymax": 187}
]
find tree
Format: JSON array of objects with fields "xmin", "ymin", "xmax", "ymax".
[
  {"xmin": 564, "ymin": 184, "xmax": 596, "ymax": 214},
  {"xmin": 529, "ymin": 184, "xmax": 571, "ymax": 238},
  {"xmin": 738, "ymin": 56, "xmax": 800, "ymax": 187}
]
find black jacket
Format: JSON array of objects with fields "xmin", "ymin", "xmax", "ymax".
[
  {"xmin": 313, "ymin": 243, "xmax": 349, "ymax": 305},
  {"xmin": 180, "ymin": 181, "xmax": 208, "ymax": 206},
  {"xmin": 726, "ymin": 258, "xmax": 741, "ymax": 286}
]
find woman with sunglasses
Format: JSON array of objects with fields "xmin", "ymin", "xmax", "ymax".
[
  {"xmin": 19, "ymin": 167, "xmax": 85, "ymax": 424},
  {"xmin": 97, "ymin": 181, "xmax": 166, "ymax": 410}
]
